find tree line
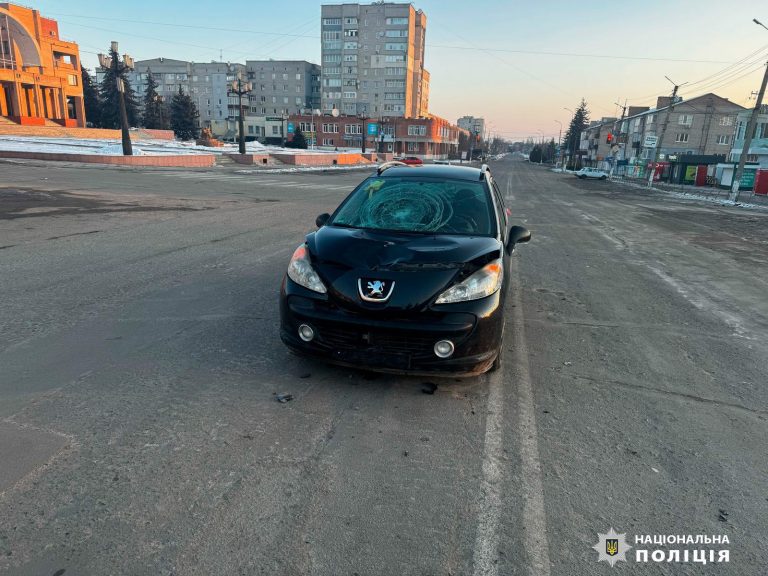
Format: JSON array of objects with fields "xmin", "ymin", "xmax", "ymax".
[{"xmin": 81, "ymin": 46, "xmax": 200, "ymax": 140}]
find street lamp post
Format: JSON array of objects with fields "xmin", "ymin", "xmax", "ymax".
[
  {"xmin": 98, "ymin": 41, "xmax": 134, "ymax": 156},
  {"xmin": 154, "ymin": 94, "xmax": 165, "ymax": 130},
  {"xmin": 554, "ymin": 120, "xmax": 563, "ymax": 170},
  {"xmin": 228, "ymin": 74, "xmax": 252, "ymax": 155}
]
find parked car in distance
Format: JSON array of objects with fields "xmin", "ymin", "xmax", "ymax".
[
  {"xmin": 433, "ymin": 159, "xmax": 452, "ymax": 165},
  {"xmin": 279, "ymin": 163, "xmax": 532, "ymax": 376},
  {"xmin": 575, "ymin": 167, "xmax": 608, "ymax": 180},
  {"xmin": 400, "ymin": 156, "xmax": 423, "ymax": 165}
]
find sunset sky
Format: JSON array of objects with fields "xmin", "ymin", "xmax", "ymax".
[{"xmin": 34, "ymin": 0, "xmax": 768, "ymax": 141}]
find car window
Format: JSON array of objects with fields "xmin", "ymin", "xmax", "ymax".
[
  {"xmin": 491, "ymin": 180, "xmax": 507, "ymax": 233},
  {"xmin": 331, "ymin": 177, "xmax": 497, "ymax": 236}
]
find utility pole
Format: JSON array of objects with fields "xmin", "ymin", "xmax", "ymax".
[
  {"xmin": 647, "ymin": 77, "xmax": 687, "ymax": 188},
  {"xmin": 730, "ymin": 60, "xmax": 768, "ymax": 202},
  {"xmin": 609, "ymin": 99, "xmax": 627, "ymax": 178}
]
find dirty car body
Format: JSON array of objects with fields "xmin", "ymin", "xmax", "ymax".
[{"xmin": 279, "ymin": 164, "xmax": 531, "ymax": 376}]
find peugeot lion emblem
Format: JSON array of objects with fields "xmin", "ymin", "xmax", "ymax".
[{"xmin": 358, "ymin": 278, "xmax": 395, "ymax": 302}]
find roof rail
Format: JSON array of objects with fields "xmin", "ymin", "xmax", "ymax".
[
  {"xmin": 377, "ymin": 160, "xmax": 408, "ymax": 175},
  {"xmin": 479, "ymin": 163, "xmax": 491, "ymax": 180}
]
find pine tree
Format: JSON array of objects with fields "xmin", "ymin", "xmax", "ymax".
[
  {"xmin": 563, "ymin": 98, "xmax": 590, "ymax": 168},
  {"xmin": 289, "ymin": 127, "xmax": 308, "ymax": 149},
  {"xmin": 141, "ymin": 68, "xmax": 166, "ymax": 129},
  {"xmin": 81, "ymin": 65, "xmax": 101, "ymax": 128},
  {"xmin": 170, "ymin": 86, "xmax": 200, "ymax": 141},
  {"xmin": 98, "ymin": 45, "xmax": 139, "ymax": 129}
]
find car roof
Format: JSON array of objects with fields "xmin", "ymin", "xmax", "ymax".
[{"xmin": 378, "ymin": 164, "xmax": 483, "ymax": 181}]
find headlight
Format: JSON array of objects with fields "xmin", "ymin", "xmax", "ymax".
[
  {"xmin": 287, "ymin": 244, "xmax": 327, "ymax": 294},
  {"xmin": 435, "ymin": 259, "xmax": 503, "ymax": 304}
]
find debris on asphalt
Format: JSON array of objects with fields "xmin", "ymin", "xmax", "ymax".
[
  {"xmin": 718, "ymin": 509, "xmax": 729, "ymax": 522},
  {"xmin": 275, "ymin": 393, "xmax": 294, "ymax": 403},
  {"xmin": 563, "ymin": 361, "xmax": 572, "ymax": 366},
  {"xmin": 421, "ymin": 382, "xmax": 438, "ymax": 395},
  {"xmin": 403, "ymin": 450, "xmax": 409, "ymax": 457}
]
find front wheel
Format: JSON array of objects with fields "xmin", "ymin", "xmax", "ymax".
[{"xmin": 600, "ymin": 175, "xmax": 607, "ymax": 180}]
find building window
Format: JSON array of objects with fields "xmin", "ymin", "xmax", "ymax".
[
  {"xmin": 344, "ymin": 29, "xmax": 358, "ymax": 37},
  {"xmin": 272, "ymin": 126, "xmax": 280, "ymax": 135},
  {"xmin": 322, "ymin": 123, "xmax": 339, "ymax": 133},
  {"xmin": 344, "ymin": 41, "xmax": 358, "ymax": 50},
  {"xmin": 324, "ymin": 54, "xmax": 342, "ymax": 63},
  {"xmin": 408, "ymin": 125, "xmax": 427, "ymax": 136},
  {"xmin": 386, "ymin": 17, "xmax": 409, "ymax": 25},
  {"xmin": 344, "ymin": 17, "xmax": 358, "ymax": 25},
  {"xmin": 323, "ymin": 31, "xmax": 341, "ymax": 40},
  {"xmin": 323, "ymin": 18, "xmax": 341, "ymax": 25},
  {"xmin": 678, "ymin": 114, "xmax": 693, "ymax": 126},
  {"xmin": 385, "ymin": 67, "xmax": 406, "ymax": 76},
  {"xmin": 248, "ymin": 126, "xmax": 254, "ymax": 134},
  {"xmin": 322, "ymin": 138, "xmax": 335, "ymax": 146},
  {"xmin": 385, "ymin": 92, "xmax": 405, "ymax": 100},
  {"xmin": 345, "ymin": 124, "xmax": 362, "ymax": 135},
  {"xmin": 675, "ymin": 133, "xmax": 689, "ymax": 143},
  {"xmin": 67, "ymin": 74, "xmax": 78, "ymax": 86},
  {"xmin": 385, "ymin": 43, "xmax": 407, "ymax": 51},
  {"xmin": 407, "ymin": 142, "xmax": 419, "ymax": 151},
  {"xmin": 324, "ymin": 67, "xmax": 341, "ymax": 75},
  {"xmin": 343, "ymin": 91, "xmax": 357, "ymax": 99},
  {"xmin": 385, "ymin": 30, "xmax": 408, "ymax": 37},
  {"xmin": 716, "ymin": 134, "xmax": 730, "ymax": 145},
  {"xmin": 719, "ymin": 116, "xmax": 734, "ymax": 127},
  {"xmin": 343, "ymin": 54, "xmax": 358, "ymax": 62},
  {"xmin": 384, "ymin": 54, "xmax": 405, "ymax": 62}
]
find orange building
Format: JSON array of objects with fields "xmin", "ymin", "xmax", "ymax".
[{"xmin": 0, "ymin": 3, "xmax": 85, "ymax": 127}]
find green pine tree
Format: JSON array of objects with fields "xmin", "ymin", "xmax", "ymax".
[
  {"xmin": 170, "ymin": 86, "xmax": 200, "ymax": 141},
  {"xmin": 563, "ymin": 98, "xmax": 590, "ymax": 168},
  {"xmin": 98, "ymin": 45, "xmax": 139, "ymax": 129},
  {"xmin": 288, "ymin": 127, "xmax": 308, "ymax": 149},
  {"xmin": 81, "ymin": 65, "xmax": 101, "ymax": 128},
  {"xmin": 141, "ymin": 68, "xmax": 166, "ymax": 129}
]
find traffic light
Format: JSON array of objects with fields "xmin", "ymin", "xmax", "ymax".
[{"xmin": 606, "ymin": 133, "xmax": 613, "ymax": 144}]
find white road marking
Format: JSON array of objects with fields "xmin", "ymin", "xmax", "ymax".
[
  {"xmin": 472, "ymin": 260, "xmax": 551, "ymax": 576},
  {"xmin": 509, "ymin": 260, "xmax": 551, "ymax": 576},
  {"xmin": 472, "ymin": 368, "xmax": 505, "ymax": 576}
]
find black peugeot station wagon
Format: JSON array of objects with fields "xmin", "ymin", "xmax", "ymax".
[{"xmin": 279, "ymin": 162, "xmax": 531, "ymax": 376}]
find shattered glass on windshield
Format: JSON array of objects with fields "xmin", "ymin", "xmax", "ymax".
[{"xmin": 331, "ymin": 177, "xmax": 495, "ymax": 235}]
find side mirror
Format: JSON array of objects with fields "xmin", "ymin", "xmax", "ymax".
[
  {"xmin": 506, "ymin": 225, "xmax": 531, "ymax": 254},
  {"xmin": 316, "ymin": 213, "xmax": 330, "ymax": 228}
]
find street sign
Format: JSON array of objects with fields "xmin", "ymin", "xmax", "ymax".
[
  {"xmin": 643, "ymin": 135, "xmax": 658, "ymax": 148},
  {"xmin": 367, "ymin": 123, "xmax": 379, "ymax": 136},
  {"xmin": 287, "ymin": 122, "xmax": 294, "ymax": 134},
  {"xmin": 266, "ymin": 116, "xmax": 282, "ymax": 122}
]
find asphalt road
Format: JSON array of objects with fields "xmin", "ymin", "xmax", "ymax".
[{"xmin": 0, "ymin": 158, "xmax": 766, "ymax": 575}]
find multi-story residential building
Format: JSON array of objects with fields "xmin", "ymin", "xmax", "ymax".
[
  {"xmin": 98, "ymin": 58, "xmax": 245, "ymax": 135},
  {"xmin": 320, "ymin": 2, "xmax": 429, "ymax": 118},
  {"xmin": 286, "ymin": 112, "xmax": 461, "ymax": 159},
  {"xmin": 618, "ymin": 94, "xmax": 745, "ymax": 165},
  {"xmin": 581, "ymin": 117, "xmax": 617, "ymax": 166},
  {"xmin": 240, "ymin": 60, "xmax": 320, "ymax": 141},
  {"xmin": 457, "ymin": 115, "xmax": 485, "ymax": 137},
  {"xmin": 0, "ymin": 3, "xmax": 85, "ymax": 127},
  {"xmin": 730, "ymin": 104, "xmax": 768, "ymax": 167}
]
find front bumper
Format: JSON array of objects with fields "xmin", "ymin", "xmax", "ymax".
[{"xmin": 279, "ymin": 277, "xmax": 504, "ymax": 376}]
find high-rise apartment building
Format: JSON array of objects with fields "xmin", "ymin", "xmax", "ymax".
[
  {"xmin": 320, "ymin": 2, "xmax": 429, "ymax": 119},
  {"xmin": 245, "ymin": 60, "xmax": 321, "ymax": 117}
]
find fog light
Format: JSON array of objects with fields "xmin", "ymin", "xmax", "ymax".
[
  {"xmin": 434, "ymin": 340, "xmax": 455, "ymax": 359},
  {"xmin": 298, "ymin": 324, "xmax": 315, "ymax": 342}
]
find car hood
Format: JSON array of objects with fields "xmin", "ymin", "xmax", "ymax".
[{"xmin": 306, "ymin": 226, "xmax": 502, "ymax": 311}]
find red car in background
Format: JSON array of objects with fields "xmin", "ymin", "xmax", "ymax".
[{"xmin": 399, "ymin": 156, "xmax": 423, "ymax": 165}]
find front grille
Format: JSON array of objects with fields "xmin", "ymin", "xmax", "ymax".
[{"xmin": 316, "ymin": 323, "xmax": 465, "ymax": 357}]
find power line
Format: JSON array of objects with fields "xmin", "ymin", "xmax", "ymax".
[{"xmin": 53, "ymin": 12, "xmax": 741, "ymax": 65}]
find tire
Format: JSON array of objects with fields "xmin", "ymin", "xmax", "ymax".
[
  {"xmin": 489, "ymin": 348, "xmax": 503, "ymax": 372},
  {"xmin": 579, "ymin": 175, "xmax": 586, "ymax": 179},
  {"xmin": 600, "ymin": 175, "xmax": 607, "ymax": 180}
]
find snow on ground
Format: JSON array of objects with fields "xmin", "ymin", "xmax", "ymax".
[{"xmin": 0, "ymin": 135, "xmax": 362, "ymax": 157}]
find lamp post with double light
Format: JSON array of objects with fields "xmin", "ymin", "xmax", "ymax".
[
  {"xmin": 228, "ymin": 73, "xmax": 252, "ymax": 155},
  {"xmin": 98, "ymin": 41, "xmax": 134, "ymax": 156}
]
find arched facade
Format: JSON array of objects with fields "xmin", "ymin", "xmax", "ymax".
[{"xmin": 0, "ymin": 3, "xmax": 85, "ymax": 127}]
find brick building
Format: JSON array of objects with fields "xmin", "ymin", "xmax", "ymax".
[
  {"xmin": 287, "ymin": 113, "xmax": 461, "ymax": 158},
  {"xmin": 0, "ymin": 3, "xmax": 85, "ymax": 127}
]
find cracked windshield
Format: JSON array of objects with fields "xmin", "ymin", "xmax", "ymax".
[{"xmin": 0, "ymin": 1, "xmax": 766, "ymax": 574}]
